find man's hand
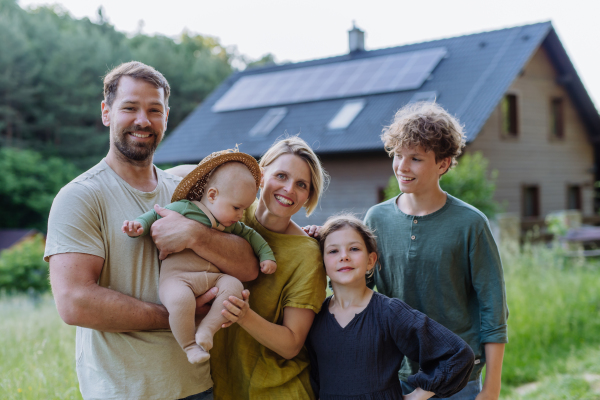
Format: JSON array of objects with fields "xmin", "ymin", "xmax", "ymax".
[
  {"xmin": 302, "ymin": 225, "xmax": 322, "ymax": 238},
  {"xmin": 122, "ymin": 220, "xmax": 144, "ymax": 237},
  {"xmin": 195, "ymin": 287, "xmax": 219, "ymax": 317},
  {"xmin": 151, "ymin": 204, "xmax": 199, "ymax": 260}
]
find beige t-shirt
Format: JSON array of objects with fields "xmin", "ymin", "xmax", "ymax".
[{"xmin": 44, "ymin": 159, "xmax": 212, "ymax": 400}]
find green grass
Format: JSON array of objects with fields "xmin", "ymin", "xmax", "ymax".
[
  {"xmin": 0, "ymin": 294, "xmax": 81, "ymax": 400},
  {"xmin": 501, "ymin": 244, "xmax": 600, "ymax": 389},
  {"xmin": 1, "ymin": 244, "xmax": 599, "ymax": 399}
]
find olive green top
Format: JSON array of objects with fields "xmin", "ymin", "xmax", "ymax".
[{"xmin": 211, "ymin": 200, "xmax": 327, "ymax": 400}]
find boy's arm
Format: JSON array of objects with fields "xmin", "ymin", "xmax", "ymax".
[
  {"xmin": 229, "ymin": 221, "xmax": 276, "ymax": 263},
  {"xmin": 476, "ymin": 343, "xmax": 505, "ymax": 400},
  {"xmin": 470, "ymin": 226, "xmax": 509, "ymax": 400}
]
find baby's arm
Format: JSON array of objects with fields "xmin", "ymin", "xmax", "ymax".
[
  {"xmin": 122, "ymin": 220, "xmax": 145, "ymax": 237},
  {"xmin": 230, "ymin": 222, "xmax": 277, "ymax": 274}
]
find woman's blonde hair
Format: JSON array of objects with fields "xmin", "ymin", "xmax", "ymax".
[
  {"xmin": 381, "ymin": 102, "xmax": 466, "ymax": 174},
  {"xmin": 259, "ymin": 136, "xmax": 329, "ymax": 216}
]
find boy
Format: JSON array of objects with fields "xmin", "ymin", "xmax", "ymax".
[
  {"xmin": 364, "ymin": 102, "xmax": 508, "ymax": 400},
  {"xmin": 123, "ymin": 150, "xmax": 277, "ymax": 364}
]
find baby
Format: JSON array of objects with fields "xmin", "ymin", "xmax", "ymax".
[{"xmin": 122, "ymin": 150, "xmax": 277, "ymax": 364}]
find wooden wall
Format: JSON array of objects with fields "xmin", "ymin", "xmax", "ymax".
[{"xmin": 467, "ymin": 45, "xmax": 595, "ymax": 217}]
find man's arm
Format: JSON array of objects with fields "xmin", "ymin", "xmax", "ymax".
[
  {"xmin": 50, "ymin": 252, "xmax": 217, "ymax": 332},
  {"xmin": 476, "ymin": 343, "xmax": 505, "ymax": 400},
  {"xmin": 151, "ymin": 205, "xmax": 259, "ymax": 281}
]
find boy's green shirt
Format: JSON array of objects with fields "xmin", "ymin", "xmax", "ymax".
[
  {"xmin": 134, "ymin": 199, "xmax": 276, "ymax": 263},
  {"xmin": 364, "ymin": 193, "xmax": 508, "ymax": 382}
]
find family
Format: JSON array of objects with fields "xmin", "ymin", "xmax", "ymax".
[{"xmin": 44, "ymin": 61, "xmax": 508, "ymax": 400}]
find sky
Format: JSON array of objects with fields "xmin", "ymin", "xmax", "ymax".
[{"xmin": 18, "ymin": 0, "xmax": 600, "ymax": 108}]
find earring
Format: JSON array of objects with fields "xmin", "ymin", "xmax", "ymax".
[{"xmin": 366, "ymin": 268, "xmax": 375, "ymax": 279}]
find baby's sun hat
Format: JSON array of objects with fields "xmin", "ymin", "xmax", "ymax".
[{"xmin": 171, "ymin": 148, "xmax": 261, "ymax": 203}]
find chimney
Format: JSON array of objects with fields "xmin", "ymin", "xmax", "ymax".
[{"xmin": 348, "ymin": 22, "xmax": 365, "ymax": 53}]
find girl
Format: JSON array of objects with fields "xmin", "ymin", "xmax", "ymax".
[{"xmin": 306, "ymin": 214, "xmax": 474, "ymax": 400}]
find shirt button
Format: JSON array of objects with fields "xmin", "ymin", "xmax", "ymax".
[
  {"xmin": 411, "ymin": 235, "xmax": 416, "ymax": 240},
  {"xmin": 414, "ymin": 220, "xmax": 418, "ymax": 224}
]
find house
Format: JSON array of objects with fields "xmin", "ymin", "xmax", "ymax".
[
  {"xmin": 154, "ymin": 22, "xmax": 600, "ymax": 226},
  {"xmin": 0, "ymin": 229, "xmax": 43, "ymax": 252}
]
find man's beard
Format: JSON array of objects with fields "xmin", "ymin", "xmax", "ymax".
[{"xmin": 113, "ymin": 125, "xmax": 161, "ymax": 162}]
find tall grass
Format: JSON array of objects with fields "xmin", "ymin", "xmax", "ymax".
[
  {"xmin": 502, "ymin": 244, "xmax": 600, "ymax": 387},
  {"xmin": 0, "ymin": 294, "xmax": 80, "ymax": 400},
  {"xmin": 1, "ymin": 244, "xmax": 599, "ymax": 399}
]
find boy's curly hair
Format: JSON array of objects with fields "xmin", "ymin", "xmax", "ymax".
[{"xmin": 381, "ymin": 102, "xmax": 466, "ymax": 174}]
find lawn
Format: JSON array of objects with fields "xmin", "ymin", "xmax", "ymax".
[
  {"xmin": 0, "ymin": 295, "xmax": 80, "ymax": 400},
  {"xmin": 1, "ymin": 243, "xmax": 600, "ymax": 399}
]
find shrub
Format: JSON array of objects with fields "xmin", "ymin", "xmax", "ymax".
[
  {"xmin": 382, "ymin": 152, "xmax": 500, "ymax": 219},
  {"xmin": 0, "ymin": 234, "xmax": 49, "ymax": 293}
]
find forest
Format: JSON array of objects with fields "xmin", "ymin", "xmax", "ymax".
[{"xmin": 0, "ymin": 0, "xmax": 271, "ymax": 230}]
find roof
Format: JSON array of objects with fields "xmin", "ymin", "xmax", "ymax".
[
  {"xmin": 0, "ymin": 229, "xmax": 39, "ymax": 251},
  {"xmin": 154, "ymin": 22, "xmax": 600, "ymax": 164}
]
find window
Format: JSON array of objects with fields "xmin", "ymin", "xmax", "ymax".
[
  {"xmin": 567, "ymin": 185, "xmax": 582, "ymax": 210},
  {"xmin": 522, "ymin": 185, "xmax": 540, "ymax": 218},
  {"xmin": 550, "ymin": 98, "xmax": 565, "ymax": 139},
  {"xmin": 327, "ymin": 99, "xmax": 366, "ymax": 131},
  {"xmin": 249, "ymin": 107, "xmax": 287, "ymax": 137},
  {"xmin": 501, "ymin": 94, "xmax": 518, "ymax": 137}
]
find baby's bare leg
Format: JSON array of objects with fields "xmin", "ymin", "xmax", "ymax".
[{"xmin": 195, "ymin": 273, "xmax": 243, "ymax": 353}]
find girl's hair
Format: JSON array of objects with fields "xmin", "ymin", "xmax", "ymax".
[
  {"xmin": 319, "ymin": 214, "xmax": 379, "ymax": 276},
  {"xmin": 259, "ymin": 135, "xmax": 329, "ymax": 216}
]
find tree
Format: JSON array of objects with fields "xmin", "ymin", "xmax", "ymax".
[
  {"xmin": 382, "ymin": 152, "xmax": 500, "ymax": 219},
  {"xmin": 0, "ymin": 147, "xmax": 79, "ymax": 231},
  {"xmin": 0, "ymin": 0, "xmax": 235, "ymax": 170}
]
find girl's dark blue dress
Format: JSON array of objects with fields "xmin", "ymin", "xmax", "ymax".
[{"xmin": 306, "ymin": 292, "xmax": 474, "ymax": 400}]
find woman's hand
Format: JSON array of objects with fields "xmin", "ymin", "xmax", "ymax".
[{"xmin": 222, "ymin": 289, "xmax": 251, "ymax": 327}]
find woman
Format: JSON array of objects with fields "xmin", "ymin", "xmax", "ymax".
[{"xmin": 207, "ymin": 137, "xmax": 329, "ymax": 399}]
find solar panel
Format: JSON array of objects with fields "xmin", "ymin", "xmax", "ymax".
[{"xmin": 212, "ymin": 47, "xmax": 447, "ymax": 112}]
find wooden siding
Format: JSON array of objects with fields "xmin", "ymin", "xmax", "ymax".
[{"xmin": 467, "ymin": 45, "xmax": 595, "ymax": 217}]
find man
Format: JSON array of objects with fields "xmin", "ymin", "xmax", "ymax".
[{"xmin": 45, "ymin": 61, "xmax": 258, "ymax": 400}]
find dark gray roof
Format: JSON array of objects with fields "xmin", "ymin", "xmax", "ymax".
[
  {"xmin": 0, "ymin": 229, "xmax": 39, "ymax": 251},
  {"xmin": 155, "ymin": 22, "xmax": 600, "ymax": 164}
]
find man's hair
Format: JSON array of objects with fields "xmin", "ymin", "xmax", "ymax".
[
  {"xmin": 259, "ymin": 136, "xmax": 329, "ymax": 216},
  {"xmin": 381, "ymin": 102, "xmax": 466, "ymax": 173},
  {"xmin": 103, "ymin": 61, "xmax": 171, "ymax": 107}
]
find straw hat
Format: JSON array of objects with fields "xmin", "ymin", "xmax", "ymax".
[{"xmin": 171, "ymin": 149, "xmax": 261, "ymax": 203}]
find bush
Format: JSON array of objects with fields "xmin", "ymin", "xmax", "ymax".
[
  {"xmin": 382, "ymin": 152, "xmax": 500, "ymax": 219},
  {"xmin": 0, "ymin": 147, "xmax": 79, "ymax": 231},
  {"xmin": 0, "ymin": 234, "xmax": 49, "ymax": 293}
]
